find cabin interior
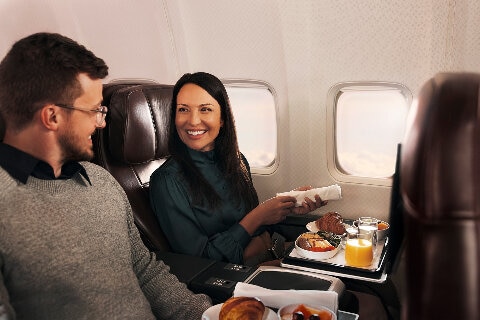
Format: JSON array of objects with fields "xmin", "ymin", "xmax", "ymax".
[{"xmin": 2, "ymin": 1, "xmax": 480, "ymax": 319}]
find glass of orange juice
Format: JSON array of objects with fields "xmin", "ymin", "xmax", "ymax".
[{"xmin": 345, "ymin": 228, "xmax": 373, "ymax": 267}]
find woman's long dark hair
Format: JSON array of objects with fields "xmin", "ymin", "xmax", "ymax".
[{"xmin": 168, "ymin": 72, "xmax": 259, "ymax": 211}]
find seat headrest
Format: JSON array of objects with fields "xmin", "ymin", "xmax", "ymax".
[
  {"xmin": 103, "ymin": 83, "xmax": 173, "ymax": 164},
  {"xmin": 402, "ymin": 72, "xmax": 480, "ymax": 220}
]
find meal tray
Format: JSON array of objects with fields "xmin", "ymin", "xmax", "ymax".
[{"xmin": 281, "ymin": 237, "xmax": 390, "ymax": 282}]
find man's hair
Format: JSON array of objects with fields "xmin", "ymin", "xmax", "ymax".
[{"xmin": 0, "ymin": 32, "xmax": 108, "ymax": 131}]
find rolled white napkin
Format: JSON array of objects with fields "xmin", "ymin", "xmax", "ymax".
[
  {"xmin": 276, "ymin": 184, "xmax": 342, "ymax": 207},
  {"xmin": 233, "ymin": 282, "xmax": 338, "ymax": 313}
]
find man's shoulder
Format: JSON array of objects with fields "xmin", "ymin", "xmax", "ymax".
[
  {"xmin": 80, "ymin": 161, "xmax": 130, "ymax": 202},
  {"xmin": 0, "ymin": 166, "xmax": 17, "ymax": 192},
  {"xmin": 81, "ymin": 161, "xmax": 109, "ymax": 174},
  {"xmin": 80, "ymin": 161, "xmax": 118, "ymax": 183}
]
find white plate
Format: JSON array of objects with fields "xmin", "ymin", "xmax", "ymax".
[
  {"xmin": 306, "ymin": 221, "xmax": 319, "ymax": 232},
  {"xmin": 201, "ymin": 303, "xmax": 278, "ymax": 320}
]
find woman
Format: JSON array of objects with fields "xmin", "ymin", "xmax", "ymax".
[{"xmin": 150, "ymin": 72, "xmax": 326, "ymax": 265}]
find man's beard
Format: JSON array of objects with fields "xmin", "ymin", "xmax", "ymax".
[{"xmin": 58, "ymin": 129, "xmax": 94, "ymax": 162}]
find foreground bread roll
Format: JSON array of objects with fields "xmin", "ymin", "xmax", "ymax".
[{"xmin": 219, "ymin": 296, "xmax": 265, "ymax": 320}]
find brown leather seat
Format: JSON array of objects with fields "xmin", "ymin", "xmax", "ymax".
[
  {"xmin": 0, "ymin": 114, "xmax": 4, "ymax": 141},
  {"xmin": 93, "ymin": 81, "xmax": 173, "ymax": 251},
  {"xmin": 401, "ymin": 72, "xmax": 480, "ymax": 319}
]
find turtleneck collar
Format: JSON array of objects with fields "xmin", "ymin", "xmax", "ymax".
[{"xmin": 187, "ymin": 147, "xmax": 216, "ymax": 164}]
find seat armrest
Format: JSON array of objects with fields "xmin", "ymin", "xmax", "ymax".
[{"xmin": 155, "ymin": 251, "xmax": 217, "ymax": 285}]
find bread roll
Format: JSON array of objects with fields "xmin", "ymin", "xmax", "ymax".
[
  {"xmin": 315, "ymin": 211, "xmax": 346, "ymax": 235},
  {"xmin": 219, "ymin": 296, "xmax": 265, "ymax": 320}
]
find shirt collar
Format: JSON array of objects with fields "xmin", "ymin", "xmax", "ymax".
[
  {"xmin": 187, "ymin": 147, "xmax": 216, "ymax": 163},
  {"xmin": 0, "ymin": 142, "xmax": 91, "ymax": 185}
]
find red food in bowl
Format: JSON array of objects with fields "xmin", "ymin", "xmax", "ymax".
[
  {"xmin": 278, "ymin": 303, "xmax": 336, "ymax": 320},
  {"xmin": 293, "ymin": 304, "xmax": 333, "ymax": 319},
  {"xmin": 378, "ymin": 222, "xmax": 389, "ymax": 230},
  {"xmin": 309, "ymin": 245, "xmax": 335, "ymax": 252}
]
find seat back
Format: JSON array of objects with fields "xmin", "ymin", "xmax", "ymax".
[
  {"xmin": 401, "ymin": 72, "xmax": 480, "ymax": 319},
  {"xmin": 93, "ymin": 81, "xmax": 173, "ymax": 251}
]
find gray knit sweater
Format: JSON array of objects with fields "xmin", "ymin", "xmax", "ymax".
[{"xmin": 0, "ymin": 162, "xmax": 211, "ymax": 319}]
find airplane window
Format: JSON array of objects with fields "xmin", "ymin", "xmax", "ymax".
[
  {"xmin": 328, "ymin": 83, "xmax": 411, "ymax": 182},
  {"xmin": 224, "ymin": 83, "xmax": 277, "ymax": 172}
]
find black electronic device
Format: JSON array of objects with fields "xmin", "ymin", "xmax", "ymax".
[
  {"xmin": 188, "ymin": 261, "xmax": 255, "ymax": 304},
  {"xmin": 385, "ymin": 143, "xmax": 405, "ymax": 274}
]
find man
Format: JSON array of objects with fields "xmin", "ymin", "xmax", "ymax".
[{"xmin": 0, "ymin": 32, "xmax": 211, "ymax": 319}]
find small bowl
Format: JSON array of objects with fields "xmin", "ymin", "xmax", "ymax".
[
  {"xmin": 278, "ymin": 303, "xmax": 337, "ymax": 320},
  {"xmin": 377, "ymin": 221, "xmax": 390, "ymax": 241},
  {"xmin": 295, "ymin": 233, "xmax": 340, "ymax": 261}
]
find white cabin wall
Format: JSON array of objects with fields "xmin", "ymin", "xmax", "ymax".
[
  {"xmin": 290, "ymin": 0, "xmax": 479, "ymax": 221},
  {"xmin": 1, "ymin": 0, "xmax": 480, "ymax": 222},
  {"xmin": 0, "ymin": 0, "xmax": 180, "ymax": 83},
  {"xmin": 164, "ymin": 0, "xmax": 480, "ymax": 221},
  {"xmin": 165, "ymin": 0, "xmax": 293, "ymax": 199},
  {"xmin": 279, "ymin": 0, "xmax": 480, "ymax": 220},
  {"xmin": 277, "ymin": 0, "xmax": 438, "ymax": 219}
]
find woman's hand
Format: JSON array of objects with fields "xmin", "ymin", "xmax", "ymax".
[
  {"xmin": 240, "ymin": 186, "xmax": 328, "ymax": 235},
  {"xmin": 291, "ymin": 185, "xmax": 328, "ymax": 214},
  {"xmin": 256, "ymin": 196, "xmax": 297, "ymax": 225},
  {"xmin": 240, "ymin": 196, "xmax": 296, "ymax": 234}
]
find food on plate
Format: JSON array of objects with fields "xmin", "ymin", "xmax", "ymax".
[
  {"xmin": 315, "ymin": 212, "xmax": 346, "ymax": 235},
  {"xmin": 296, "ymin": 232, "xmax": 340, "ymax": 252},
  {"xmin": 219, "ymin": 296, "xmax": 265, "ymax": 320},
  {"xmin": 279, "ymin": 304, "xmax": 334, "ymax": 320},
  {"xmin": 295, "ymin": 232, "xmax": 341, "ymax": 260}
]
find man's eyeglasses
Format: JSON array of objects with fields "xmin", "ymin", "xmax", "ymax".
[{"xmin": 55, "ymin": 104, "xmax": 108, "ymax": 126}]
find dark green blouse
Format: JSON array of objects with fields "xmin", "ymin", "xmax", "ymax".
[{"xmin": 149, "ymin": 148, "xmax": 252, "ymax": 264}]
